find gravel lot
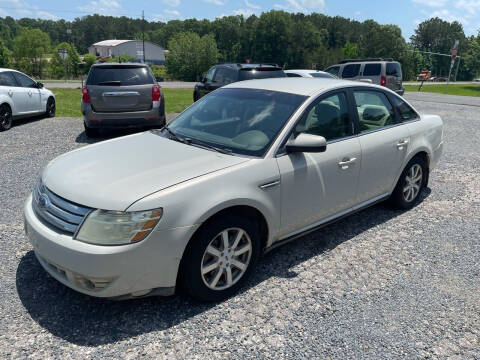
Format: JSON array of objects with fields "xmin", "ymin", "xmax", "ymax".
[{"xmin": 0, "ymin": 96, "xmax": 479, "ymax": 359}]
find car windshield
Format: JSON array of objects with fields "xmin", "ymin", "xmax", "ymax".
[
  {"xmin": 87, "ymin": 66, "xmax": 154, "ymax": 86},
  {"xmin": 163, "ymin": 88, "xmax": 307, "ymax": 157},
  {"xmin": 310, "ymin": 72, "xmax": 335, "ymax": 78}
]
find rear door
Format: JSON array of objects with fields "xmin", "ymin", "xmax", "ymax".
[
  {"xmin": 361, "ymin": 63, "xmax": 382, "ymax": 85},
  {"xmin": 86, "ymin": 65, "xmax": 155, "ymax": 113},
  {"xmin": 0, "ymin": 71, "xmax": 27, "ymax": 115},
  {"xmin": 386, "ymin": 62, "xmax": 403, "ymax": 92},
  {"xmin": 12, "ymin": 72, "xmax": 39, "ymax": 113}
]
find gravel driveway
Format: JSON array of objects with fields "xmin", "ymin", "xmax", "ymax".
[{"xmin": 0, "ymin": 97, "xmax": 479, "ymax": 359}]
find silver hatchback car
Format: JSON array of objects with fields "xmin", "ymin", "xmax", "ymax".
[{"xmin": 82, "ymin": 63, "xmax": 166, "ymax": 137}]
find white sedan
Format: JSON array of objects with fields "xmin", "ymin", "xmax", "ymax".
[
  {"xmin": 24, "ymin": 78, "xmax": 443, "ymax": 301},
  {"xmin": 0, "ymin": 68, "xmax": 55, "ymax": 131},
  {"xmin": 285, "ymin": 69, "xmax": 338, "ymax": 79}
]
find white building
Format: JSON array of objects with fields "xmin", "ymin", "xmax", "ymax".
[{"xmin": 88, "ymin": 40, "xmax": 165, "ymax": 65}]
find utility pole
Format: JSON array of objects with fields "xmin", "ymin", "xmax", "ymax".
[{"xmin": 142, "ymin": 10, "xmax": 146, "ymax": 63}]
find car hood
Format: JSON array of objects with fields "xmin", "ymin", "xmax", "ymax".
[{"xmin": 43, "ymin": 131, "xmax": 249, "ymax": 211}]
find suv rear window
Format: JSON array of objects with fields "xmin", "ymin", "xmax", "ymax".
[
  {"xmin": 87, "ymin": 66, "xmax": 154, "ymax": 86},
  {"xmin": 238, "ymin": 68, "xmax": 286, "ymax": 81},
  {"xmin": 342, "ymin": 64, "xmax": 360, "ymax": 78},
  {"xmin": 325, "ymin": 66, "xmax": 340, "ymax": 77},
  {"xmin": 363, "ymin": 64, "xmax": 381, "ymax": 76},
  {"xmin": 386, "ymin": 63, "xmax": 402, "ymax": 78}
]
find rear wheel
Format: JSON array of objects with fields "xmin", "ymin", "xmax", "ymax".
[
  {"xmin": 46, "ymin": 97, "xmax": 56, "ymax": 118},
  {"xmin": 181, "ymin": 215, "xmax": 260, "ymax": 302},
  {"xmin": 0, "ymin": 104, "xmax": 13, "ymax": 131},
  {"xmin": 84, "ymin": 123, "xmax": 100, "ymax": 138},
  {"xmin": 389, "ymin": 156, "xmax": 427, "ymax": 209}
]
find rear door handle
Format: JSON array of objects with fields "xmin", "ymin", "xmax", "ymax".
[
  {"xmin": 338, "ymin": 157, "xmax": 357, "ymax": 170},
  {"xmin": 8, "ymin": 90, "xmax": 13, "ymax": 97},
  {"xmin": 396, "ymin": 139, "xmax": 409, "ymax": 149}
]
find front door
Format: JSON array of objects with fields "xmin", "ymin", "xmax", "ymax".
[
  {"xmin": 12, "ymin": 72, "xmax": 39, "ymax": 113},
  {"xmin": 276, "ymin": 91, "xmax": 361, "ymax": 238},
  {"xmin": 0, "ymin": 71, "xmax": 29, "ymax": 115},
  {"xmin": 352, "ymin": 89, "xmax": 410, "ymax": 203}
]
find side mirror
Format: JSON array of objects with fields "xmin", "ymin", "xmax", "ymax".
[
  {"xmin": 37, "ymin": 82, "xmax": 44, "ymax": 89},
  {"xmin": 155, "ymin": 76, "xmax": 164, "ymax": 82},
  {"xmin": 286, "ymin": 133, "xmax": 327, "ymax": 153}
]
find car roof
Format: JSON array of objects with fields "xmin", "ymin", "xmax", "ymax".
[
  {"xmin": 218, "ymin": 63, "xmax": 282, "ymax": 69},
  {"xmin": 285, "ymin": 70, "xmax": 330, "ymax": 75},
  {"xmin": 91, "ymin": 62, "xmax": 148, "ymax": 67},
  {"xmin": 223, "ymin": 77, "xmax": 380, "ymax": 96}
]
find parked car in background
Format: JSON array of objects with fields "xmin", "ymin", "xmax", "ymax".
[
  {"xmin": 325, "ymin": 59, "xmax": 405, "ymax": 95},
  {"xmin": 24, "ymin": 78, "xmax": 443, "ymax": 302},
  {"xmin": 474, "ymin": 78, "xmax": 480, "ymax": 82},
  {"xmin": 285, "ymin": 69, "xmax": 338, "ymax": 79},
  {"xmin": 193, "ymin": 63, "xmax": 286, "ymax": 101},
  {"xmin": 0, "ymin": 68, "xmax": 55, "ymax": 131},
  {"xmin": 82, "ymin": 63, "xmax": 165, "ymax": 137}
]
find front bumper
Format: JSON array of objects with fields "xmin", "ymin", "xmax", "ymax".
[
  {"xmin": 24, "ymin": 195, "xmax": 199, "ymax": 298},
  {"xmin": 82, "ymin": 101, "xmax": 166, "ymax": 129}
]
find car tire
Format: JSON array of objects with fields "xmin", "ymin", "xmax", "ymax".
[
  {"xmin": 84, "ymin": 123, "xmax": 100, "ymax": 138},
  {"xmin": 0, "ymin": 104, "xmax": 13, "ymax": 131},
  {"xmin": 46, "ymin": 97, "xmax": 56, "ymax": 118},
  {"xmin": 181, "ymin": 215, "xmax": 261, "ymax": 302},
  {"xmin": 389, "ymin": 156, "xmax": 427, "ymax": 210}
]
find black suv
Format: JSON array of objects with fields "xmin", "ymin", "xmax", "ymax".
[{"xmin": 193, "ymin": 63, "xmax": 286, "ymax": 101}]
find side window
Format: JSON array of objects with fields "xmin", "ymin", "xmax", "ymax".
[
  {"xmin": 325, "ymin": 66, "xmax": 340, "ymax": 77},
  {"xmin": 341, "ymin": 64, "xmax": 360, "ymax": 78},
  {"xmin": 13, "ymin": 72, "xmax": 36, "ymax": 88},
  {"xmin": 0, "ymin": 72, "xmax": 18, "ymax": 86},
  {"xmin": 391, "ymin": 96, "xmax": 418, "ymax": 121},
  {"xmin": 295, "ymin": 92, "xmax": 353, "ymax": 142},
  {"xmin": 204, "ymin": 67, "xmax": 216, "ymax": 83},
  {"xmin": 354, "ymin": 90, "xmax": 396, "ymax": 133},
  {"xmin": 286, "ymin": 73, "xmax": 302, "ymax": 77},
  {"xmin": 363, "ymin": 64, "xmax": 381, "ymax": 76}
]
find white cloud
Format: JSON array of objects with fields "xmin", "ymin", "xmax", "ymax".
[
  {"xmin": 412, "ymin": 0, "xmax": 447, "ymax": 7},
  {"xmin": 245, "ymin": 0, "xmax": 260, "ymax": 9},
  {"xmin": 430, "ymin": 8, "xmax": 468, "ymax": 24},
  {"xmin": 35, "ymin": 10, "xmax": 59, "ymax": 20},
  {"xmin": 274, "ymin": 0, "xmax": 325, "ymax": 13},
  {"xmin": 203, "ymin": 0, "xmax": 226, "ymax": 5},
  {"xmin": 161, "ymin": 0, "xmax": 181, "ymax": 6},
  {"xmin": 151, "ymin": 9, "xmax": 183, "ymax": 22},
  {"xmin": 78, "ymin": 0, "xmax": 122, "ymax": 15},
  {"xmin": 233, "ymin": 8, "xmax": 255, "ymax": 17}
]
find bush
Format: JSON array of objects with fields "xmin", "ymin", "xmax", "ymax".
[{"xmin": 150, "ymin": 65, "xmax": 168, "ymax": 80}]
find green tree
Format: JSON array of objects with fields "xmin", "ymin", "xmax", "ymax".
[
  {"xmin": 343, "ymin": 41, "xmax": 359, "ymax": 59},
  {"xmin": 107, "ymin": 52, "xmax": 135, "ymax": 63},
  {"xmin": 12, "ymin": 28, "xmax": 50, "ymax": 77},
  {"xmin": 166, "ymin": 32, "xmax": 218, "ymax": 81},
  {"xmin": 49, "ymin": 42, "xmax": 81, "ymax": 79},
  {"xmin": 464, "ymin": 34, "xmax": 480, "ymax": 79},
  {"xmin": 0, "ymin": 39, "xmax": 11, "ymax": 67},
  {"xmin": 82, "ymin": 53, "xmax": 97, "ymax": 74}
]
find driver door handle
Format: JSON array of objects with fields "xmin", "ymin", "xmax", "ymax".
[
  {"xmin": 396, "ymin": 139, "xmax": 409, "ymax": 149},
  {"xmin": 338, "ymin": 157, "xmax": 357, "ymax": 170}
]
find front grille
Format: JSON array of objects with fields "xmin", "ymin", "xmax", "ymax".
[{"xmin": 32, "ymin": 179, "xmax": 91, "ymax": 235}]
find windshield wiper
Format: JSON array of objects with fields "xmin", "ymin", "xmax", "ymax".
[
  {"xmin": 162, "ymin": 126, "xmax": 186, "ymax": 143},
  {"xmin": 97, "ymin": 81, "xmax": 121, "ymax": 86},
  {"xmin": 185, "ymin": 138, "xmax": 232, "ymax": 155}
]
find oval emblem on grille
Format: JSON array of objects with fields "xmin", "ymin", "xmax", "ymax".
[{"xmin": 38, "ymin": 194, "xmax": 49, "ymax": 208}]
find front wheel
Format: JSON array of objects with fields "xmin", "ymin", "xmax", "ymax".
[
  {"xmin": 0, "ymin": 104, "xmax": 13, "ymax": 131},
  {"xmin": 46, "ymin": 97, "xmax": 56, "ymax": 118},
  {"xmin": 389, "ymin": 156, "xmax": 427, "ymax": 209},
  {"xmin": 181, "ymin": 215, "xmax": 261, "ymax": 302}
]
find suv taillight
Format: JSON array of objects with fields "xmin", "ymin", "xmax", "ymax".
[
  {"xmin": 152, "ymin": 85, "xmax": 161, "ymax": 102},
  {"xmin": 380, "ymin": 75, "xmax": 386, "ymax": 87},
  {"xmin": 82, "ymin": 86, "xmax": 91, "ymax": 103}
]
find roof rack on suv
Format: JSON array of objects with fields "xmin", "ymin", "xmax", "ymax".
[{"xmin": 339, "ymin": 58, "xmax": 394, "ymax": 64}]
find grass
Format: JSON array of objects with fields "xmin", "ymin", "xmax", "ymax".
[
  {"xmin": 50, "ymin": 88, "xmax": 193, "ymax": 117},
  {"xmin": 404, "ymin": 83, "xmax": 480, "ymax": 97}
]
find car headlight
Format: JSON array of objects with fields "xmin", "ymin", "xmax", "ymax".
[{"xmin": 75, "ymin": 208, "xmax": 163, "ymax": 245}]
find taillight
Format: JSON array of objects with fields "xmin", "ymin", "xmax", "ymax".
[
  {"xmin": 152, "ymin": 85, "xmax": 161, "ymax": 102},
  {"xmin": 82, "ymin": 86, "xmax": 91, "ymax": 103},
  {"xmin": 380, "ymin": 76, "xmax": 386, "ymax": 87}
]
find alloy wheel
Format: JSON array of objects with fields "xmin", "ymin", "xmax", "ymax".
[
  {"xmin": 200, "ymin": 227, "xmax": 252, "ymax": 291},
  {"xmin": 403, "ymin": 164, "xmax": 423, "ymax": 202},
  {"xmin": 0, "ymin": 105, "xmax": 12, "ymax": 130}
]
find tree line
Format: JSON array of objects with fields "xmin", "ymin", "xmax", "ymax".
[{"xmin": 0, "ymin": 12, "xmax": 479, "ymax": 81}]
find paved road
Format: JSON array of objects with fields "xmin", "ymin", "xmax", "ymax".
[
  {"xmin": 0, "ymin": 99, "xmax": 479, "ymax": 358},
  {"xmin": 44, "ymin": 81, "xmax": 197, "ymax": 89}
]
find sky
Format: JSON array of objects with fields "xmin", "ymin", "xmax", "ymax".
[{"xmin": 0, "ymin": 0, "xmax": 479, "ymax": 40}]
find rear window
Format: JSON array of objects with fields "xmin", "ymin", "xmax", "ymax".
[
  {"xmin": 286, "ymin": 73, "xmax": 302, "ymax": 77},
  {"xmin": 386, "ymin": 63, "xmax": 402, "ymax": 78},
  {"xmin": 87, "ymin": 66, "xmax": 154, "ymax": 86},
  {"xmin": 325, "ymin": 66, "xmax": 340, "ymax": 76},
  {"xmin": 310, "ymin": 72, "xmax": 335, "ymax": 78},
  {"xmin": 238, "ymin": 68, "xmax": 286, "ymax": 81},
  {"xmin": 342, "ymin": 64, "xmax": 360, "ymax": 78},
  {"xmin": 363, "ymin": 63, "xmax": 381, "ymax": 76}
]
